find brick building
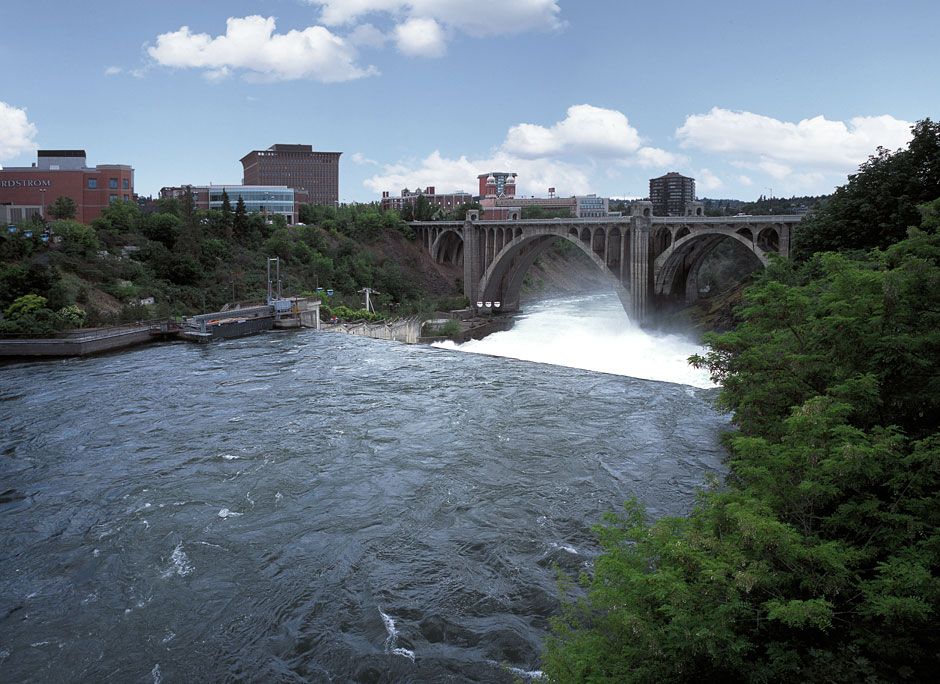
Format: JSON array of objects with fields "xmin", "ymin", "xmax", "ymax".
[
  {"xmin": 478, "ymin": 172, "xmax": 517, "ymax": 198},
  {"xmin": 380, "ymin": 186, "xmax": 473, "ymax": 213},
  {"xmin": 240, "ymin": 144, "xmax": 340, "ymax": 207},
  {"xmin": 0, "ymin": 150, "xmax": 134, "ymax": 224},
  {"xmin": 649, "ymin": 172, "xmax": 695, "ymax": 217}
]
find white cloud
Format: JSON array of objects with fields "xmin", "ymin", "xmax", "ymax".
[
  {"xmin": 394, "ymin": 17, "xmax": 446, "ymax": 58},
  {"xmin": 312, "ymin": 0, "xmax": 564, "ymax": 37},
  {"xmin": 105, "ymin": 66, "xmax": 122, "ymax": 76},
  {"xmin": 148, "ymin": 15, "xmax": 378, "ymax": 82},
  {"xmin": 346, "ymin": 23, "xmax": 388, "ymax": 48},
  {"xmin": 696, "ymin": 168, "xmax": 723, "ymax": 192},
  {"xmin": 0, "ymin": 101, "xmax": 38, "ymax": 164},
  {"xmin": 737, "ymin": 175, "xmax": 753, "ymax": 187},
  {"xmin": 365, "ymin": 103, "xmax": 697, "ymax": 199},
  {"xmin": 364, "ymin": 150, "xmax": 592, "ymax": 198},
  {"xmin": 676, "ymin": 108, "xmax": 912, "ymax": 171},
  {"xmin": 352, "ymin": 152, "xmax": 380, "ymax": 165},
  {"xmin": 503, "ymin": 104, "xmax": 678, "ymax": 166}
]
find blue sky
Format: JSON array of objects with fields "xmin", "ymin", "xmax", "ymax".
[{"xmin": 1, "ymin": 0, "xmax": 937, "ymax": 203}]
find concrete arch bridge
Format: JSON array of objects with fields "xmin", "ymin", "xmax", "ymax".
[{"xmin": 411, "ymin": 201, "xmax": 802, "ymax": 324}]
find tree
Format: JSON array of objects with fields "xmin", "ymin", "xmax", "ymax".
[
  {"xmin": 793, "ymin": 118, "xmax": 940, "ymax": 260},
  {"xmin": 544, "ymin": 212, "xmax": 940, "ymax": 683},
  {"xmin": 220, "ymin": 189, "xmax": 234, "ymax": 238},
  {"xmin": 48, "ymin": 195, "xmax": 77, "ymax": 220},
  {"xmin": 175, "ymin": 186, "xmax": 201, "ymax": 259},
  {"xmin": 414, "ymin": 194, "xmax": 434, "ymax": 221},
  {"xmin": 233, "ymin": 195, "xmax": 250, "ymax": 245}
]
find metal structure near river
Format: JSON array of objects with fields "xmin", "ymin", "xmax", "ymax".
[{"xmin": 412, "ymin": 201, "xmax": 803, "ymax": 323}]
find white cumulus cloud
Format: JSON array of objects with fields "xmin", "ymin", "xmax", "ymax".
[
  {"xmin": 364, "ymin": 150, "xmax": 592, "ymax": 198},
  {"xmin": 147, "ymin": 15, "xmax": 378, "ymax": 82},
  {"xmin": 676, "ymin": 108, "xmax": 912, "ymax": 173},
  {"xmin": 0, "ymin": 101, "xmax": 38, "ymax": 164},
  {"xmin": 503, "ymin": 104, "xmax": 681, "ymax": 167},
  {"xmin": 364, "ymin": 104, "xmax": 687, "ymax": 198},
  {"xmin": 312, "ymin": 0, "xmax": 564, "ymax": 37},
  {"xmin": 310, "ymin": 0, "xmax": 563, "ymax": 57},
  {"xmin": 394, "ymin": 17, "xmax": 446, "ymax": 58}
]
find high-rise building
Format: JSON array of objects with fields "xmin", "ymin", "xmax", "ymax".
[
  {"xmin": 0, "ymin": 150, "xmax": 134, "ymax": 224},
  {"xmin": 649, "ymin": 172, "xmax": 695, "ymax": 216},
  {"xmin": 240, "ymin": 144, "xmax": 341, "ymax": 207}
]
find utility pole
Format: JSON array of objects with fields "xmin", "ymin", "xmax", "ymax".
[{"xmin": 359, "ymin": 287, "xmax": 379, "ymax": 313}]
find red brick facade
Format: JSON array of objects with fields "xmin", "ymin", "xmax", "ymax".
[{"xmin": 0, "ymin": 152, "xmax": 134, "ymax": 224}]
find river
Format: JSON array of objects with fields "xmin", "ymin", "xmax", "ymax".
[{"xmin": 0, "ymin": 294, "xmax": 729, "ymax": 683}]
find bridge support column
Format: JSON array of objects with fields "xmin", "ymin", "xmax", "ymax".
[
  {"xmin": 629, "ymin": 203, "xmax": 653, "ymax": 322},
  {"xmin": 463, "ymin": 214, "xmax": 484, "ymax": 307}
]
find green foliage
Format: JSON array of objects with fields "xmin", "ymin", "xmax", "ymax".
[
  {"xmin": 544, "ymin": 212, "xmax": 940, "ymax": 683},
  {"xmin": 153, "ymin": 197, "xmax": 182, "ymax": 216},
  {"xmin": 422, "ymin": 318, "xmax": 461, "ymax": 337},
  {"xmin": 5, "ymin": 293, "xmax": 47, "ymax": 320},
  {"xmin": 57, "ymin": 221, "xmax": 100, "ymax": 256},
  {"xmin": 97, "ymin": 200, "xmax": 140, "ymax": 233},
  {"xmin": 793, "ymin": 118, "xmax": 940, "ymax": 260},
  {"xmin": 48, "ymin": 195, "xmax": 77, "ymax": 220},
  {"xmin": 522, "ymin": 205, "xmax": 574, "ymax": 219},
  {"xmin": 57, "ymin": 304, "xmax": 86, "ymax": 326}
]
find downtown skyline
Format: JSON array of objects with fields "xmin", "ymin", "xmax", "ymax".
[{"xmin": 1, "ymin": 0, "xmax": 937, "ymax": 203}]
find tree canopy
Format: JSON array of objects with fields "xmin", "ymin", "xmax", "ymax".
[
  {"xmin": 543, "ymin": 201, "xmax": 940, "ymax": 683},
  {"xmin": 792, "ymin": 119, "xmax": 940, "ymax": 261}
]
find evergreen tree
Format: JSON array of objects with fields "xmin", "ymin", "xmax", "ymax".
[
  {"xmin": 220, "ymin": 189, "xmax": 234, "ymax": 239},
  {"xmin": 233, "ymin": 195, "xmax": 249, "ymax": 245},
  {"xmin": 175, "ymin": 186, "xmax": 201, "ymax": 259}
]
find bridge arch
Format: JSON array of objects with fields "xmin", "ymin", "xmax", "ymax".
[
  {"xmin": 477, "ymin": 228, "xmax": 630, "ymax": 313},
  {"xmin": 653, "ymin": 227, "xmax": 771, "ymax": 302},
  {"xmin": 430, "ymin": 227, "xmax": 464, "ymax": 265}
]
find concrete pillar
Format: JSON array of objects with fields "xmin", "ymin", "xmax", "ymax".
[
  {"xmin": 630, "ymin": 202, "xmax": 654, "ymax": 322},
  {"xmin": 463, "ymin": 213, "xmax": 485, "ymax": 308}
]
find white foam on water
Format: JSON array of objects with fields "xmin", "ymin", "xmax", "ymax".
[
  {"xmin": 487, "ymin": 660, "xmax": 544, "ymax": 680},
  {"xmin": 217, "ymin": 508, "xmax": 242, "ymax": 518},
  {"xmin": 163, "ymin": 542, "xmax": 193, "ymax": 577},
  {"xmin": 221, "ymin": 453, "xmax": 239, "ymax": 461},
  {"xmin": 151, "ymin": 663, "xmax": 162, "ymax": 684},
  {"xmin": 379, "ymin": 607, "xmax": 415, "ymax": 662},
  {"xmin": 434, "ymin": 294, "xmax": 715, "ymax": 388}
]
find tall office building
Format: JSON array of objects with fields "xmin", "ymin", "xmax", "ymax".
[
  {"xmin": 649, "ymin": 172, "xmax": 695, "ymax": 216},
  {"xmin": 240, "ymin": 144, "xmax": 341, "ymax": 207}
]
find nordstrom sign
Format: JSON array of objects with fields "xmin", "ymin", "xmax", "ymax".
[{"xmin": 1, "ymin": 179, "xmax": 52, "ymax": 188}]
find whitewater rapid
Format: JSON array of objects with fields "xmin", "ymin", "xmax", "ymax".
[{"xmin": 434, "ymin": 293, "xmax": 716, "ymax": 388}]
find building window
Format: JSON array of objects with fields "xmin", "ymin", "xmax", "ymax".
[
  {"xmin": 109, "ymin": 178, "xmax": 118, "ymax": 189},
  {"xmin": 124, "ymin": 194, "xmax": 129, "ymax": 202},
  {"xmin": 123, "ymin": 179, "xmax": 129, "ymax": 190},
  {"xmin": 109, "ymin": 194, "xmax": 118, "ymax": 203},
  {"xmin": 88, "ymin": 178, "xmax": 97, "ymax": 189}
]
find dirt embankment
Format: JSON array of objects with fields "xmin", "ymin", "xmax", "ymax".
[{"xmin": 373, "ymin": 231, "xmax": 463, "ymax": 298}]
